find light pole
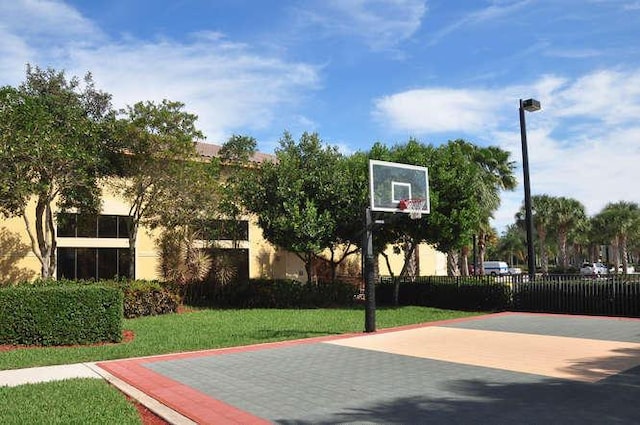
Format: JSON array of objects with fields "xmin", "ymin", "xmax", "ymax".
[{"xmin": 519, "ymin": 98, "xmax": 540, "ymax": 281}]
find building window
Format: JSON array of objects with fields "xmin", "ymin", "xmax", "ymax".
[
  {"xmin": 57, "ymin": 213, "xmax": 131, "ymax": 239},
  {"xmin": 57, "ymin": 248, "xmax": 132, "ymax": 280}
]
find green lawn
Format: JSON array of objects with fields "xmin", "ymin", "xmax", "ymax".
[
  {"xmin": 0, "ymin": 306, "xmax": 479, "ymax": 370},
  {"xmin": 0, "ymin": 378, "xmax": 141, "ymax": 425}
]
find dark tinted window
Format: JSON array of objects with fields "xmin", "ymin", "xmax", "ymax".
[
  {"xmin": 76, "ymin": 248, "xmax": 97, "ymax": 280},
  {"xmin": 77, "ymin": 215, "xmax": 98, "ymax": 238},
  {"xmin": 98, "ymin": 215, "xmax": 118, "ymax": 238},
  {"xmin": 97, "ymin": 248, "xmax": 118, "ymax": 279},
  {"xmin": 56, "ymin": 248, "xmax": 76, "ymax": 279},
  {"xmin": 57, "ymin": 213, "xmax": 77, "ymax": 237},
  {"xmin": 56, "ymin": 248, "xmax": 132, "ymax": 280}
]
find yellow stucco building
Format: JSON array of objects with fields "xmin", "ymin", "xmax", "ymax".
[{"xmin": 0, "ymin": 143, "xmax": 446, "ymax": 284}]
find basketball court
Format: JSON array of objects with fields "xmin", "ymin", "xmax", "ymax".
[{"xmin": 96, "ymin": 312, "xmax": 640, "ymax": 424}]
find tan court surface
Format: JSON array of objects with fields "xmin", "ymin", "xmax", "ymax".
[{"xmin": 328, "ymin": 326, "xmax": 640, "ymax": 382}]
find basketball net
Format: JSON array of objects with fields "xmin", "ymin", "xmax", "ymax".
[{"xmin": 398, "ymin": 198, "xmax": 426, "ymax": 219}]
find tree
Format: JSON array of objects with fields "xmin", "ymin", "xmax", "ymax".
[
  {"xmin": 549, "ymin": 197, "xmax": 587, "ymax": 271},
  {"xmin": 113, "ymin": 100, "xmax": 206, "ymax": 278},
  {"xmin": 239, "ymin": 132, "xmax": 342, "ymax": 283},
  {"xmin": 493, "ymin": 224, "xmax": 526, "ymax": 266},
  {"xmin": 597, "ymin": 202, "xmax": 640, "ymax": 273},
  {"xmin": 517, "ymin": 194, "xmax": 555, "ymax": 274},
  {"xmin": 425, "ymin": 140, "xmax": 515, "ymax": 276},
  {"xmin": 0, "ymin": 65, "xmax": 117, "ymax": 278},
  {"xmin": 466, "ymin": 144, "xmax": 516, "ymax": 274}
]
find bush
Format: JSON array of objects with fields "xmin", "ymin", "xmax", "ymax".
[
  {"xmin": 182, "ymin": 278, "xmax": 358, "ymax": 308},
  {"xmin": 0, "ymin": 285, "xmax": 122, "ymax": 346},
  {"xmin": 103, "ymin": 280, "xmax": 178, "ymax": 319},
  {"xmin": 377, "ymin": 276, "xmax": 511, "ymax": 311},
  {"xmin": 7, "ymin": 278, "xmax": 179, "ymax": 319}
]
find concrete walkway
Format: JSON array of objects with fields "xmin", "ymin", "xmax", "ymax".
[{"xmin": 3, "ymin": 313, "xmax": 640, "ymax": 424}]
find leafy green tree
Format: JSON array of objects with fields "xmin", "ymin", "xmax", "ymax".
[
  {"xmin": 113, "ymin": 100, "xmax": 206, "ymax": 278},
  {"xmin": 0, "ymin": 66, "xmax": 117, "ymax": 278},
  {"xmin": 427, "ymin": 140, "xmax": 515, "ymax": 276},
  {"xmin": 549, "ymin": 197, "xmax": 587, "ymax": 271},
  {"xmin": 239, "ymin": 132, "xmax": 345, "ymax": 283}
]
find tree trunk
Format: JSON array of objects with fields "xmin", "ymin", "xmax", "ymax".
[
  {"xmin": 128, "ymin": 224, "xmax": 138, "ymax": 280},
  {"xmin": 34, "ymin": 196, "xmax": 56, "ymax": 279},
  {"xmin": 558, "ymin": 228, "xmax": 569, "ymax": 271},
  {"xmin": 460, "ymin": 245, "xmax": 469, "ymax": 276},
  {"xmin": 400, "ymin": 241, "xmax": 416, "ymax": 279},
  {"xmin": 478, "ymin": 234, "xmax": 486, "ymax": 274},
  {"xmin": 620, "ymin": 233, "xmax": 629, "ymax": 274},
  {"xmin": 447, "ymin": 250, "xmax": 460, "ymax": 276},
  {"xmin": 538, "ymin": 228, "xmax": 548, "ymax": 274}
]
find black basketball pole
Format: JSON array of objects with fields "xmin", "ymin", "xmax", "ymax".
[{"xmin": 364, "ymin": 207, "xmax": 376, "ymax": 332}]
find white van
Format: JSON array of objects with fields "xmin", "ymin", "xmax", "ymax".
[{"xmin": 483, "ymin": 261, "xmax": 509, "ymax": 276}]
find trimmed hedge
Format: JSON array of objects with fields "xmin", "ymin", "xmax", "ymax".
[
  {"xmin": 7, "ymin": 279, "xmax": 179, "ymax": 319},
  {"xmin": 377, "ymin": 277, "xmax": 511, "ymax": 311},
  {"xmin": 182, "ymin": 279, "xmax": 359, "ymax": 308},
  {"xmin": 0, "ymin": 285, "xmax": 123, "ymax": 346}
]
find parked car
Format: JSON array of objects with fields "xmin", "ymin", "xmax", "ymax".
[
  {"xmin": 579, "ymin": 262, "xmax": 608, "ymax": 276},
  {"xmin": 508, "ymin": 267, "xmax": 522, "ymax": 275},
  {"xmin": 484, "ymin": 261, "xmax": 509, "ymax": 276}
]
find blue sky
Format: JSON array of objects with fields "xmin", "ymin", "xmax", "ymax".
[{"xmin": 1, "ymin": 0, "xmax": 639, "ymax": 232}]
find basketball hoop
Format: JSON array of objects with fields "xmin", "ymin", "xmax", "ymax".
[{"xmin": 398, "ymin": 198, "xmax": 426, "ymax": 219}]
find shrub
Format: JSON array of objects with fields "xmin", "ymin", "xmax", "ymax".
[
  {"xmin": 377, "ymin": 277, "xmax": 511, "ymax": 311},
  {"xmin": 104, "ymin": 280, "xmax": 178, "ymax": 319},
  {"xmin": 0, "ymin": 285, "xmax": 122, "ymax": 346},
  {"xmin": 182, "ymin": 278, "xmax": 358, "ymax": 308}
]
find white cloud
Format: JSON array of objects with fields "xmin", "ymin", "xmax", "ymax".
[
  {"xmin": 373, "ymin": 88, "xmax": 504, "ymax": 133},
  {"xmin": 372, "ymin": 69, "xmax": 640, "ymax": 232},
  {"xmin": 428, "ymin": 0, "xmax": 532, "ymax": 45},
  {"xmin": 0, "ymin": 0, "xmax": 103, "ymax": 48},
  {"xmin": 295, "ymin": 0, "xmax": 427, "ymax": 50},
  {"xmin": 0, "ymin": 2, "xmax": 321, "ymax": 144}
]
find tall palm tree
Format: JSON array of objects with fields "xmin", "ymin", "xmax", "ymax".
[
  {"xmin": 517, "ymin": 194, "xmax": 555, "ymax": 274},
  {"xmin": 598, "ymin": 202, "xmax": 640, "ymax": 273},
  {"xmin": 550, "ymin": 197, "xmax": 587, "ymax": 271},
  {"xmin": 469, "ymin": 143, "xmax": 517, "ymax": 274}
]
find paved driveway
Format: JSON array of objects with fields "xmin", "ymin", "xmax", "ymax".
[{"xmin": 97, "ymin": 313, "xmax": 640, "ymax": 424}]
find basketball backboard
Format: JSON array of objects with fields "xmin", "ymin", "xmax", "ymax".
[{"xmin": 369, "ymin": 159, "xmax": 430, "ymax": 214}]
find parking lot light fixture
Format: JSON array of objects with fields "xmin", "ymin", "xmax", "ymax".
[{"xmin": 519, "ymin": 98, "xmax": 540, "ymax": 281}]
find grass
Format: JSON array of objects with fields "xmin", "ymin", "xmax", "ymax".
[
  {"xmin": 0, "ymin": 306, "xmax": 480, "ymax": 370},
  {"xmin": 0, "ymin": 378, "xmax": 141, "ymax": 424}
]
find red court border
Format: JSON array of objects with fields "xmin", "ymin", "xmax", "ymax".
[{"xmin": 97, "ymin": 312, "xmax": 640, "ymax": 424}]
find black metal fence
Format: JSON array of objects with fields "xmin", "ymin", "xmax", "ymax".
[{"xmin": 378, "ymin": 275, "xmax": 640, "ymax": 318}]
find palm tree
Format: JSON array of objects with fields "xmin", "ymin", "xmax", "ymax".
[
  {"xmin": 517, "ymin": 194, "xmax": 555, "ymax": 274},
  {"xmin": 598, "ymin": 202, "xmax": 640, "ymax": 273},
  {"xmin": 495, "ymin": 224, "xmax": 526, "ymax": 266},
  {"xmin": 469, "ymin": 143, "xmax": 517, "ymax": 274},
  {"xmin": 550, "ymin": 197, "xmax": 587, "ymax": 271}
]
